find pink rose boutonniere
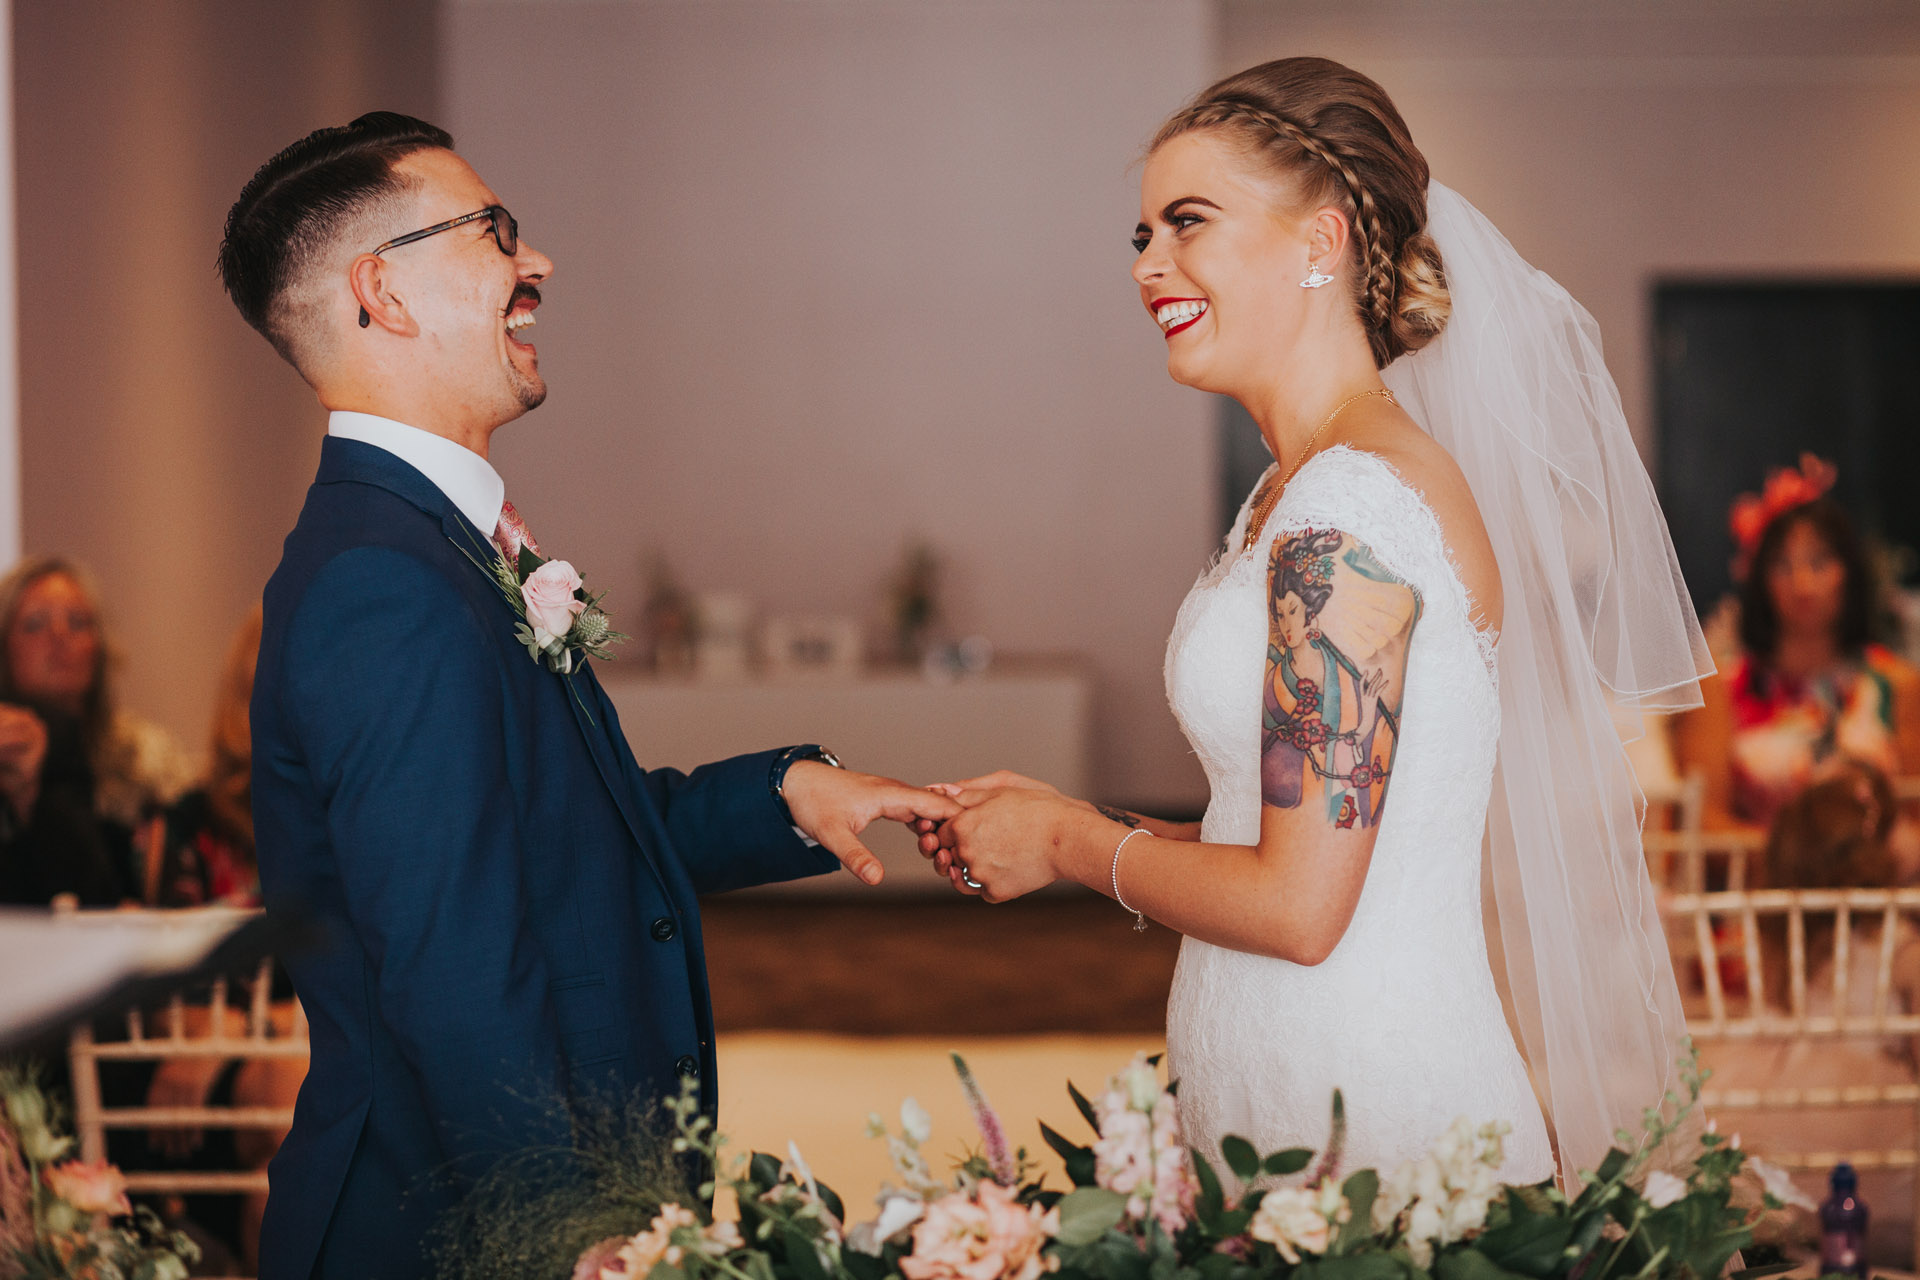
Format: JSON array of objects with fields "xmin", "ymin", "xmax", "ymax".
[{"xmin": 456, "ymin": 535, "xmax": 628, "ymax": 677}]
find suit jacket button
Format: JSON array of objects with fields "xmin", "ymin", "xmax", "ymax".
[
  {"xmin": 651, "ymin": 917, "xmax": 677, "ymax": 942},
  {"xmin": 676, "ymin": 1054, "xmax": 700, "ymax": 1079}
]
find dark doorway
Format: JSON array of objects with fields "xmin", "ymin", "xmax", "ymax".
[{"xmin": 1654, "ymin": 281, "xmax": 1920, "ymax": 613}]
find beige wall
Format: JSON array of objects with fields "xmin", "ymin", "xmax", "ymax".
[
  {"xmin": 1218, "ymin": 0, "xmax": 1920, "ymax": 463},
  {"xmin": 445, "ymin": 0, "xmax": 1220, "ymax": 808},
  {"xmin": 17, "ymin": 1, "xmax": 1920, "ymax": 810},
  {"xmin": 13, "ymin": 0, "xmax": 437, "ymax": 763}
]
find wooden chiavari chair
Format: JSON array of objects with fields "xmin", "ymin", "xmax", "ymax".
[
  {"xmin": 1665, "ymin": 887, "xmax": 1920, "ymax": 1266},
  {"xmin": 60, "ymin": 907, "xmax": 305, "ymax": 1275}
]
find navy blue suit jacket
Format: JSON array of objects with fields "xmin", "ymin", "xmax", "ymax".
[{"xmin": 251, "ymin": 438, "xmax": 836, "ymax": 1279}]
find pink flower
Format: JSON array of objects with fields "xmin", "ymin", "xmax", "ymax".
[
  {"xmin": 522, "ymin": 559, "xmax": 587, "ymax": 646},
  {"xmin": 573, "ymin": 1237, "xmax": 630, "ymax": 1280},
  {"xmin": 1091, "ymin": 1056, "xmax": 1196, "ymax": 1237},
  {"xmin": 597, "ymin": 1203, "xmax": 698, "ymax": 1277},
  {"xmin": 42, "ymin": 1159, "xmax": 130, "ymax": 1216},
  {"xmin": 900, "ymin": 1182, "xmax": 1058, "ymax": 1280}
]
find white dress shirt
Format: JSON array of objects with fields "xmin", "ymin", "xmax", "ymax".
[{"xmin": 328, "ymin": 410, "xmax": 506, "ymax": 537}]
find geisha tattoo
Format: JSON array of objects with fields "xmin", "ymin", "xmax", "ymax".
[{"xmin": 1261, "ymin": 527, "xmax": 1420, "ymax": 829}]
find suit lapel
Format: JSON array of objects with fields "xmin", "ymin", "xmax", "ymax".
[
  {"xmin": 318, "ymin": 437, "xmax": 668, "ymax": 883},
  {"xmin": 562, "ymin": 660, "xmax": 664, "ymax": 875}
]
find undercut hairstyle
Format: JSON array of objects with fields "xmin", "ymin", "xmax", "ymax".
[
  {"xmin": 217, "ymin": 111, "xmax": 453, "ymax": 371},
  {"xmin": 1153, "ymin": 58, "xmax": 1449, "ymax": 369},
  {"xmin": 1738, "ymin": 496, "xmax": 1879, "ymax": 664}
]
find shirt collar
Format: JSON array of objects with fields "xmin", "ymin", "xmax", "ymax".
[{"xmin": 326, "ymin": 411, "xmax": 505, "ymax": 537}]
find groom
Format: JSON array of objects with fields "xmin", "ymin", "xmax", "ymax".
[{"xmin": 220, "ymin": 112, "xmax": 959, "ymax": 1279}]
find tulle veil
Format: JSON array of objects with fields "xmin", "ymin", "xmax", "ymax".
[{"xmin": 1380, "ymin": 182, "xmax": 1713, "ymax": 1179}]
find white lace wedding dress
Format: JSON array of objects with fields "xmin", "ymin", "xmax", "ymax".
[{"xmin": 1163, "ymin": 445, "xmax": 1555, "ymax": 1183}]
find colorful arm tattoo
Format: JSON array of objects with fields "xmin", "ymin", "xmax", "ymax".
[{"xmin": 1260, "ymin": 527, "xmax": 1419, "ymax": 829}]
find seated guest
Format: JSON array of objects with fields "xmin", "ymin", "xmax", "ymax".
[
  {"xmin": 142, "ymin": 604, "xmax": 262, "ymax": 907},
  {"xmin": 137, "ymin": 603, "xmax": 303, "ymax": 1271},
  {"xmin": 1674, "ymin": 457, "xmax": 1920, "ymax": 832},
  {"xmin": 1703, "ymin": 762, "xmax": 1920, "ymax": 1267},
  {"xmin": 0, "ymin": 556, "xmax": 192, "ymax": 905}
]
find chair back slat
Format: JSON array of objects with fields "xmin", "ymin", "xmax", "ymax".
[
  {"xmin": 1835, "ymin": 903, "xmax": 1853, "ymax": 1021},
  {"xmin": 1877, "ymin": 904, "xmax": 1902, "ymax": 1026},
  {"xmin": 1741, "ymin": 900, "xmax": 1765, "ymax": 1015},
  {"xmin": 1788, "ymin": 905, "xmax": 1807, "ymax": 1025},
  {"xmin": 1696, "ymin": 905, "xmax": 1727, "ymax": 1024}
]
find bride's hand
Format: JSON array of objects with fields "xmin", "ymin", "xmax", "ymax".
[
  {"xmin": 913, "ymin": 772, "xmax": 1074, "ymax": 870},
  {"xmin": 933, "ymin": 787, "xmax": 1085, "ymax": 902}
]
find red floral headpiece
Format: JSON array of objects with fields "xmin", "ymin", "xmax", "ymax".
[{"xmin": 1728, "ymin": 453, "xmax": 1837, "ymax": 579}]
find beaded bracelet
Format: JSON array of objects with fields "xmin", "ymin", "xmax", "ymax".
[{"xmin": 1110, "ymin": 828, "xmax": 1150, "ymax": 932}]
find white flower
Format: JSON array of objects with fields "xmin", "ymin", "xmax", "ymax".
[
  {"xmin": 1641, "ymin": 1170, "xmax": 1688, "ymax": 1209},
  {"xmin": 1749, "ymin": 1158, "xmax": 1816, "ymax": 1211},
  {"xmin": 850, "ymin": 1193, "xmax": 931, "ymax": 1254},
  {"xmin": 1378, "ymin": 1116, "xmax": 1510, "ymax": 1261},
  {"xmin": 901, "ymin": 1098, "xmax": 933, "ymax": 1145},
  {"xmin": 1251, "ymin": 1183, "xmax": 1345, "ymax": 1263},
  {"xmin": 785, "ymin": 1141, "xmax": 821, "ymax": 1198}
]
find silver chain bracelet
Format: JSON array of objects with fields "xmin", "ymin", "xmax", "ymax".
[{"xmin": 1110, "ymin": 827, "xmax": 1150, "ymax": 932}]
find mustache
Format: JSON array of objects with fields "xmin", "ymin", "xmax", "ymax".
[{"xmin": 504, "ymin": 283, "xmax": 542, "ymax": 313}]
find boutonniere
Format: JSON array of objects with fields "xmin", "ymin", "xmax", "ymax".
[{"xmin": 454, "ymin": 534, "xmax": 628, "ymax": 675}]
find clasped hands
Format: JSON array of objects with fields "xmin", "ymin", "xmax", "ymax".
[
  {"xmin": 910, "ymin": 771, "xmax": 1112, "ymax": 902},
  {"xmin": 779, "ymin": 761, "xmax": 1115, "ymax": 900}
]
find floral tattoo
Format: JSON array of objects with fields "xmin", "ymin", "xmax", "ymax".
[
  {"xmin": 1260, "ymin": 527, "xmax": 1418, "ymax": 829},
  {"xmin": 1095, "ymin": 805, "xmax": 1142, "ymax": 829}
]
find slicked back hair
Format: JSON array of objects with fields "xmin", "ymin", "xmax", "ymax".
[{"xmin": 218, "ymin": 111, "xmax": 453, "ymax": 370}]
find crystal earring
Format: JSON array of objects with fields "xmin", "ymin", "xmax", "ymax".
[{"xmin": 1301, "ymin": 261, "xmax": 1334, "ymax": 289}]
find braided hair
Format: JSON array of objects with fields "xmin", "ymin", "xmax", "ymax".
[{"xmin": 1151, "ymin": 58, "xmax": 1450, "ymax": 369}]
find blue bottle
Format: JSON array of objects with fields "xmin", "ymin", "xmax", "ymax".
[{"xmin": 1819, "ymin": 1163, "xmax": 1869, "ymax": 1278}]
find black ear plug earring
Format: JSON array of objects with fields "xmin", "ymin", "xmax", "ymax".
[{"xmin": 358, "ymin": 307, "xmax": 370, "ymax": 328}]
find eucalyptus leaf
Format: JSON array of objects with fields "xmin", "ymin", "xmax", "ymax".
[
  {"xmin": 814, "ymin": 1178, "xmax": 846, "ymax": 1224},
  {"xmin": 1336, "ymin": 1169, "xmax": 1379, "ymax": 1253},
  {"xmin": 1056, "ymin": 1188, "xmax": 1130, "ymax": 1246},
  {"xmin": 1435, "ymin": 1250, "xmax": 1527, "ymax": 1280},
  {"xmin": 1265, "ymin": 1148, "xmax": 1314, "ymax": 1177},
  {"xmin": 782, "ymin": 1226, "xmax": 828, "ymax": 1280},
  {"xmin": 748, "ymin": 1151, "xmax": 783, "ymax": 1190},
  {"xmin": 1317, "ymin": 1255, "xmax": 1405, "ymax": 1280},
  {"xmin": 1222, "ymin": 1135, "xmax": 1261, "ymax": 1182},
  {"xmin": 1472, "ymin": 1213, "xmax": 1575, "ymax": 1277},
  {"xmin": 1191, "ymin": 1145, "xmax": 1225, "ymax": 1222}
]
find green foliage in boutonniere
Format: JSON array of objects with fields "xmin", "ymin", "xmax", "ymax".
[{"xmin": 453, "ymin": 533, "xmax": 628, "ymax": 676}]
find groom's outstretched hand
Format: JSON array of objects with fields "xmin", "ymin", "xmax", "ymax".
[{"xmin": 780, "ymin": 761, "xmax": 964, "ymax": 886}]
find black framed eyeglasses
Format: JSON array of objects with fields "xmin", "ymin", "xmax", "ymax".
[{"xmin": 371, "ymin": 204, "xmax": 518, "ymax": 257}]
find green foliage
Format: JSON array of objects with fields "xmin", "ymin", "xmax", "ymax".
[
  {"xmin": 430, "ymin": 1088, "xmax": 694, "ymax": 1280},
  {"xmin": 425, "ymin": 1040, "xmax": 1790, "ymax": 1280},
  {"xmin": 1057, "ymin": 1189, "xmax": 1130, "ymax": 1246}
]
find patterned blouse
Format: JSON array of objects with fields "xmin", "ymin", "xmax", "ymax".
[{"xmin": 1726, "ymin": 645, "xmax": 1912, "ymax": 827}]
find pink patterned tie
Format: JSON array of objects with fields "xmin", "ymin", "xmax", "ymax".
[{"xmin": 492, "ymin": 498, "xmax": 542, "ymax": 563}]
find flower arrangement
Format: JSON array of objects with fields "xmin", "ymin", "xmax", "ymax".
[
  {"xmin": 0, "ymin": 1064, "xmax": 199, "ymax": 1280},
  {"xmin": 535, "ymin": 1041, "xmax": 1800, "ymax": 1280}
]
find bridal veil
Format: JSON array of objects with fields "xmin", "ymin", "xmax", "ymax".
[{"xmin": 1380, "ymin": 183, "xmax": 1714, "ymax": 1179}]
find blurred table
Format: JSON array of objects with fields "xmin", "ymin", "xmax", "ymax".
[{"xmin": 598, "ymin": 659, "xmax": 1093, "ymax": 895}]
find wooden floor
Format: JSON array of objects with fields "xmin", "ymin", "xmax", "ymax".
[{"xmin": 700, "ymin": 889, "xmax": 1181, "ymax": 1034}]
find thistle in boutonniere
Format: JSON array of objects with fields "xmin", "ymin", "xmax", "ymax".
[
  {"xmin": 501, "ymin": 545, "xmax": 626, "ymax": 674},
  {"xmin": 459, "ymin": 535, "xmax": 628, "ymax": 675}
]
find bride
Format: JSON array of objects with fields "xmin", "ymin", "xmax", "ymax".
[{"xmin": 920, "ymin": 56, "xmax": 1710, "ymax": 1183}]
